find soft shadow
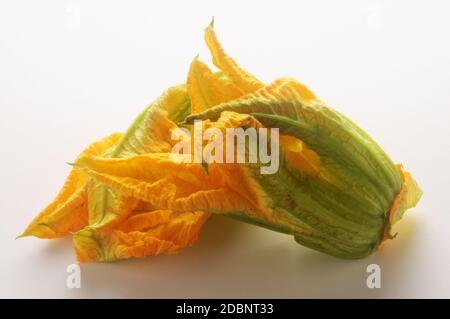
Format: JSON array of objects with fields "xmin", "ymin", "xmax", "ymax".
[
  {"xmin": 70, "ymin": 215, "xmax": 245, "ymax": 298},
  {"xmin": 64, "ymin": 212, "xmax": 423, "ymax": 298},
  {"xmin": 287, "ymin": 214, "xmax": 422, "ymax": 298},
  {"xmin": 38, "ymin": 237, "xmax": 74, "ymax": 256}
]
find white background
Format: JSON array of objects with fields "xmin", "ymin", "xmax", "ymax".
[{"xmin": 1, "ymin": 0, "xmax": 449, "ymax": 298}]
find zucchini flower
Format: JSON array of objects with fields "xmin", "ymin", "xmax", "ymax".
[{"xmin": 21, "ymin": 21, "xmax": 421, "ymax": 261}]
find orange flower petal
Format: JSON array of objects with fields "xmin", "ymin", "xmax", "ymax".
[
  {"xmin": 73, "ymin": 211, "xmax": 209, "ymax": 262},
  {"xmin": 204, "ymin": 20, "xmax": 264, "ymax": 94},
  {"xmin": 19, "ymin": 133, "xmax": 122, "ymax": 238}
]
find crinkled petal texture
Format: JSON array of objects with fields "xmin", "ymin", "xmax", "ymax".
[
  {"xmin": 204, "ymin": 20, "xmax": 264, "ymax": 94},
  {"xmin": 19, "ymin": 133, "xmax": 123, "ymax": 239},
  {"xmin": 74, "ymin": 210, "xmax": 209, "ymax": 262},
  {"xmin": 188, "ymin": 58, "xmax": 242, "ymax": 114},
  {"xmin": 75, "ymin": 153, "xmax": 266, "ymax": 215},
  {"xmin": 72, "ymin": 85, "xmax": 212, "ymax": 262},
  {"xmin": 86, "ymin": 85, "xmax": 191, "ymax": 231}
]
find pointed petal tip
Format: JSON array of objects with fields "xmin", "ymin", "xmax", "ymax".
[
  {"xmin": 16, "ymin": 233, "xmax": 27, "ymax": 239},
  {"xmin": 17, "ymin": 225, "xmax": 34, "ymax": 239}
]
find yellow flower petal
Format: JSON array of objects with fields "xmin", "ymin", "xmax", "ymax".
[
  {"xmin": 204, "ymin": 20, "xmax": 264, "ymax": 94},
  {"xmin": 73, "ymin": 211, "xmax": 209, "ymax": 262},
  {"xmin": 19, "ymin": 133, "xmax": 122, "ymax": 238},
  {"xmin": 187, "ymin": 58, "xmax": 242, "ymax": 114},
  {"xmin": 119, "ymin": 210, "xmax": 178, "ymax": 232},
  {"xmin": 87, "ymin": 85, "xmax": 191, "ymax": 231},
  {"xmin": 75, "ymin": 153, "xmax": 257, "ymax": 214},
  {"xmin": 381, "ymin": 164, "xmax": 423, "ymax": 243}
]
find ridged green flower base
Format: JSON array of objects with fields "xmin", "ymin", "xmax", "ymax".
[{"xmin": 186, "ymin": 80, "xmax": 422, "ymax": 259}]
